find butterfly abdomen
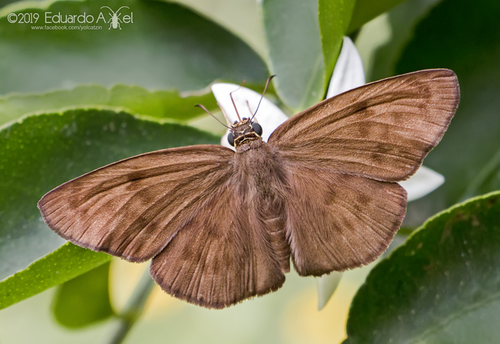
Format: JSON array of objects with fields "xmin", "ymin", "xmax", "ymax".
[{"xmin": 233, "ymin": 142, "xmax": 291, "ymax": 273}]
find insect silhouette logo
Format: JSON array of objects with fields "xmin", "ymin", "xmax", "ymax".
[{"xmin": 100, "ymin": 6, "xmax": 133, "ymax": 30}]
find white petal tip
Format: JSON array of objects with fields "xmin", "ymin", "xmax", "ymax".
[
  {"xmin": 316, "ymin": 272, "xmax": 343, "ymax": 310},
  {"xmin": 326, "ymin": 37, "xmax": 366, "ymax": 99},
  {"xmin": 400, "ymin": 166, "xmax": 445, "ymax": 202}
]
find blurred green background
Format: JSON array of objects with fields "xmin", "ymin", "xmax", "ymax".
[{"xmin": 1, "ymin": 0, "xmax": 499, "ymax": 343}]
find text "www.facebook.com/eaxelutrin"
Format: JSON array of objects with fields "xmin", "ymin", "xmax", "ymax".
[{"xmin": 7, "ymin": 6, "xmax": 133, "ymax": 31}]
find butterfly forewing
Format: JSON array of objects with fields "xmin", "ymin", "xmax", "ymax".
[
  {"xmin": 38, "ymin": 145, "xmax": 235, "ymax": 262},
  {"xmin": 269, "ymin": 69, "xmax": 459, "ymax": 182}
]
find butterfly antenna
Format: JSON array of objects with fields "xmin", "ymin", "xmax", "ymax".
[
  {"xmin": 251, "ymin": 75, "xmax": 275, "ymax": 121},
  {"xmin": 195, "ymin": 104, "xmax": 230, "ymax": 129},
  {"xmin": 246, "ymin": 100, "xmax": 254, "ymax": 117},
  {"xmin": 217, "ymin": 102, "xmax": 232, "ymax": 127},
  {"xmin": 230, "ymin": 81, "xmax": 245, "ymax": 122}
]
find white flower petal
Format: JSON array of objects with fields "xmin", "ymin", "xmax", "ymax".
[
  {"xmin": 316, "ymin": 272, "xmax": 343, "ymax": 310},
  {"xmin": 211, "ymin": 83, "xmax": 289, "ymax": 149},
  {"xmin": 326, "ymin": 37, "xmax": 365, "ymax": 99},
  {"xmin": 399, "ymin": 166, "xmax": 445, "ymax": 202}
]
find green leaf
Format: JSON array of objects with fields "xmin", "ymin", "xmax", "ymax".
[
  {"xmin": 0, "ymin": 0, "xmax": 20, "ymax": 9},
  {"xmin": 261, "ymin": 0, "xmax": 356, "ymax": 111},
  {"xmin": 393, "ymin": 0, "xmax": 500, "ymax": 225},
  {"xmin": 344, "ymin": 191, "xmax": 500, "ymax": 344},
  {"xmin": 0, "ymin": 0, "xmax": 267, "ymax": 95},
  {"xmin": 355, "ymin": 0, "xmax": 441, "ymax": 82},
  {"xmin": 347, "ymin": 0, "xmax": 408, "ymax": 33},
  {"xmin": 261, "ymin": 0, "xmax": 324, "ymax": 112},
  {"xmin": 0, "ymin": 108, "xmax": 219, "ymax": 284},
  {"xmin": 318, "ymin": 0, "xmax": 356, "ymax": 92},
  {"xmin": 461, "ymin": 150, "xmax": 500, "ymax": 201},
  {"xmin": 172, "ymin": 0, "xmax": 268, "ymax": 61},
  {"xmin": 0, "ymin": 84, "xmax": 217, "ymax": 126},
  {"xmin": 0, "ymin": 243, "xmax": 111, "ymax": 310},
  {"xmin": 52, "ymin": 261, "xmax": 114, "ymax": 328}
]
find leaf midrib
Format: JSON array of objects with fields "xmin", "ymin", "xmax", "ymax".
[{"xmin": 407, "ymin": 288, "xmax": 500, "ymax": 343}]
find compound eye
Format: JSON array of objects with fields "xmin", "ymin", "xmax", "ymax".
[
  {"xmin": 227, "ymin": 132, "xmax": 235, "ymax": 146},
  {"xmin": 252, "ymin": 122, "xmax": 263, "ymax": 136}
]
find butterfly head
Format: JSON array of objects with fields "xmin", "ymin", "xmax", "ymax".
[{"xmin": 227, "ymin": 118, "xmax": 263, "ymax": 148}]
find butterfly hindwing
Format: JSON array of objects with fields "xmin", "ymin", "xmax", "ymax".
[
  {"xmin": 149, "ymin": 180, "xmax": 286, "ymax": 309},
  {"xmin": 150, "ymin": 144, "xmax": 290, "ymax": 308},
  {"xmin": 283, "ymin": 165, "xmax": 407, "ymax": 275}
]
